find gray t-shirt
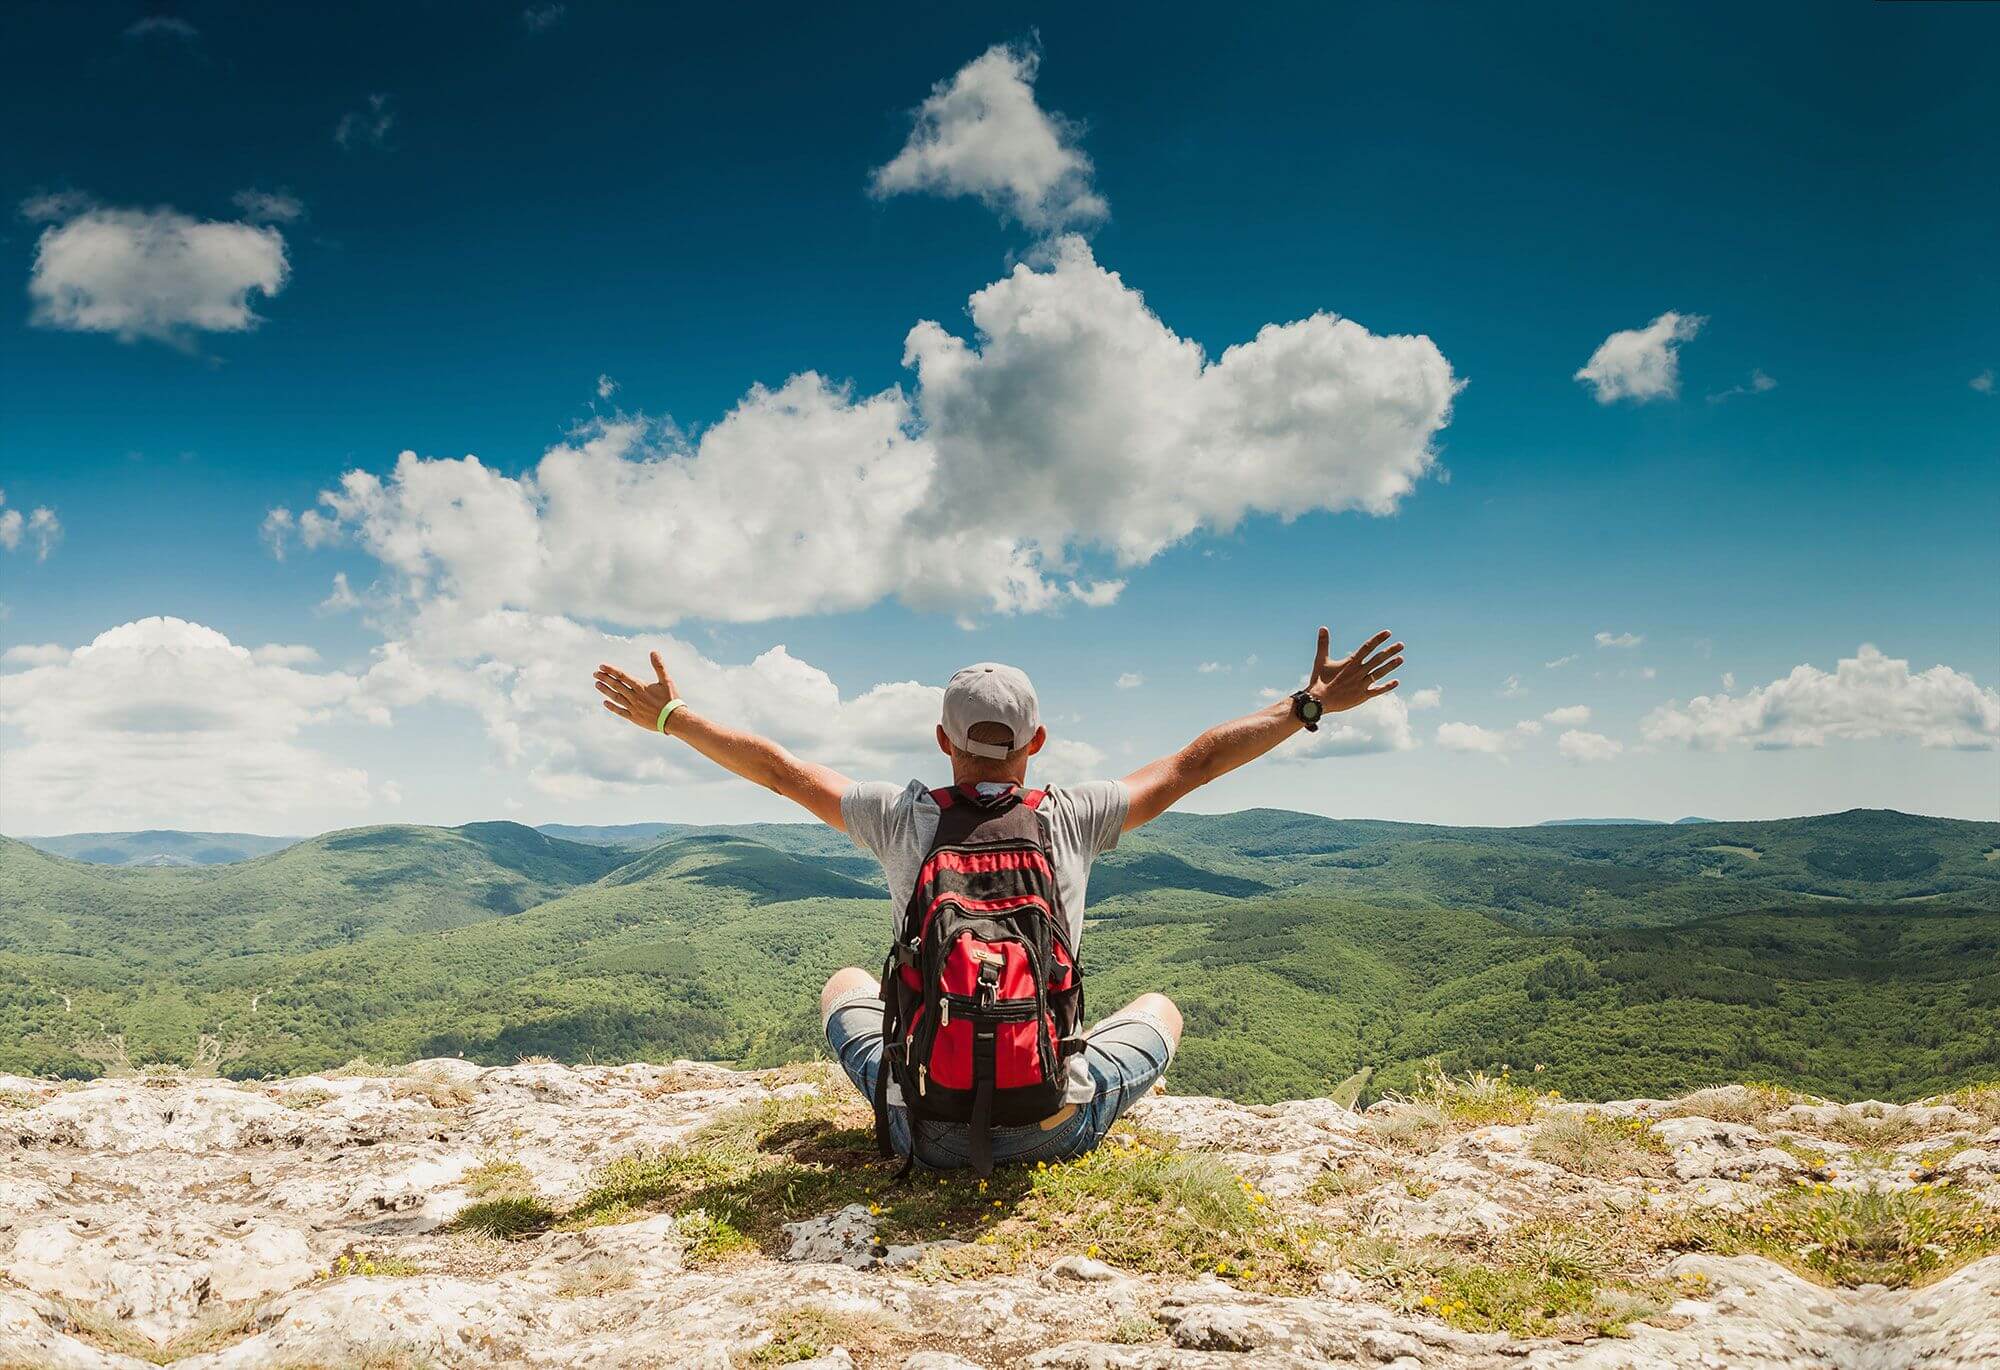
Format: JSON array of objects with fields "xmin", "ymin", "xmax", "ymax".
[{"xmin": 839, "ymin": 779, "xmax": 1129, "ymax": 953}]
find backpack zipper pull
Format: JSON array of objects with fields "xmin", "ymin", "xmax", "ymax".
[
  {"xmin": 940, "ymin": 1000, "xmax": 949, "ymax": 1027},
  {"xmin": 918, "ymin": 1064, "xmax": 928, "ymax": 1096}
]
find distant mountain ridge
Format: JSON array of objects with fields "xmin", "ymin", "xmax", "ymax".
[
  {"xmin": 16, "ymin": 830, "xmax": 303, "ymax": 866},
  {"xmin": 3, "ymin": 807, "xmax": 1995, "ymax": 1103}
]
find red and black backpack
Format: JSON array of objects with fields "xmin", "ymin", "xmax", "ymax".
[{"xmin": 873, "ymin": 783, "xmax": 1083, "ymax": 1175}]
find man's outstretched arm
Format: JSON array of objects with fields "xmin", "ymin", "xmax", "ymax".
[
  {"xmin": 593, "ymin": 652, "xmax": 851, "ymax": 831},
  {"xmin": 1120, "ymin": 627, "xmax": 1403, "ymax": 832}
]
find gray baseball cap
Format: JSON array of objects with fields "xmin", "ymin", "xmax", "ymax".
[{"xmin": 940, "ymin": 662, "xmax": 1041, "ymax": 760}]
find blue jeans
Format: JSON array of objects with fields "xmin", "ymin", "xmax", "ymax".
[{"xmin": 824, "ymin": 989, "xmax": 1174, "ymax": 1170}]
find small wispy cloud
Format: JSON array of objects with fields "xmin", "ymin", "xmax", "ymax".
[
  {"xmin": 1575, "ymin": 311, "xmax": 1705, "ymax": 404},
  {"xmin": 1544, "ymin": 704, "xmax": 1591, "ymax": 726},
  {"xmin": 0, "ymin": 490, "xmax": 63, "ymax": 562},
  {"xmin": 1116, "ymin": 672, "xmax": 1143, "ymax": 690},
  {"xmin": 123, "ymin": 15, "xmax": 197, "ymax": 40},
  {"xmin": 1595, "ymin": 631, "xmax": 1643, "ymax": 649},
  {"xmin": 595, "ymin": 373, "xmax": 618, "ymax": 400},
  {"xmin": 336, "ymin": 93, "xmax": 395, "ymax": 151},
  {"xmin": 1500, "ymin": 673, "xmax": 1525, "ymax": 697},
  {"xmin": 1707, "ymin": 368, "xmax": 1776, "ymax": 404},
  {"xmin": 1544, "ymin": 654, "xmax": 1575, "ymax": 670},
  {"xmin": 1973, "ymin": 369, "xmax": 1995, "ymax": 394},
  {"xmin": 231, "ymin": 189, "xmax": 305, "ymax": 224},
  {"xmin": 522, "ymin": 4, "xmax": 566, "ymax": 32}
]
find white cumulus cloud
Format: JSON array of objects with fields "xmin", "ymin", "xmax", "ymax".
[
  {"xmin": 1116, "ymin": 673, "xmax": 1144, "ymax": 689},
  {"xmin": 870, "ymin": 43, "xmax": 1107, "ymax": 232},
  {"xmin": 1437, "ymin": 721, "xmax": 1513, "ymax": 755},
  {"xmin": 1641, "ymin": 645, "xmax": 2000, "ymax": 752},
  {"xmin": 0, "ymin": 490, "xmax": 61, "ymax": 561},
  {"xmin": 1557, "ymin": 730, "xmax": 1623, "ymax": 762},
  {"xmin": 1575, "ymin": 311, "xmax": 1704, "ymax": 404},
  {"xmin": 1543, "ymin": 704, "xmax": 1591, "ymax": 726},
  {"xmin": 1272, "ymin": 692, "xmax": 1416, "ymax": 761},
  {"xmin": 26, "ymin": 204, "xmax": 288, "ymax": 346},
  {"xmin": 0, "ymin": 617, "xmax": 375, "ymax": 832},
  {"xmin": 1407, "ymin": 686, "xmax": 1442, "ymax": 711},
  {"xmin": 354, "ymin": 603, "xmax": 982, "ymax": 800},
  {"xmin": 1970, "ymin": 370, "xmax": 1993, "ymax": 394},
  {"xmin": 285, "ymin": 236, "xmax": 1456, "ymax": 625}
]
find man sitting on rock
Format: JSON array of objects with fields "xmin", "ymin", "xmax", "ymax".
[{"xmin": 593, "ymin": 626, "xmax": 1403, "ymax": 1172}]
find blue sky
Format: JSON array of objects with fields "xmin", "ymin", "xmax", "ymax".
[{"xmin": 2, "ymin": 1, "xmax": 1996, "ymax": 835}]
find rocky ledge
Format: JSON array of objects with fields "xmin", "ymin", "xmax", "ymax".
[{"xmin": 1, "ymin": 1061, "xmax": 1996, "ymax": 1368}]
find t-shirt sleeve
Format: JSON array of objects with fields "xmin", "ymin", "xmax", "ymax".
[
  {"xmin": 841, "ymin": 780, "xmax": 915, "ymax": 862},
  {"xmin": 1052, "ymin": 779, "xmax": 1129, "ymax": 858}
]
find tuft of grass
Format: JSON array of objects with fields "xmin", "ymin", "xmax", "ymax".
[
  {"xmin": 321, "ymin": 1252, "xmax": 423, "ymax": 1279},
  {"xmin": 327, "ymin": 1056, "xmax": 402, "ymax": 1078},
  {"xmin": 1304, "ymin": 1158, "xmax": 1402, "ymax": 1202},
  {"xmin": 1529, "ymin": 1112, "xmax": 1671, "ymax": 1178},
  {"xmin": 1398, "ymin": 1062, "xmax": 1544, "ymax": 1128},
  {"xmin": 462, "ymin": 1159, "xmax": 537, "ymax": 1200},
  {"xmin": 1660, "ymin": 1083, "xmax": 1799, "ymax": 1128},
  {"xmin": 1346, "ymin": 1214, "xmax": 1675, "ymax": 1339},
  {"xmin": 1771, "ymin": 1136, "xmax": 1832, "ymax": 1170},
  {"xmin": 1940, "ymin": 1082, "xmax": 2000, "ymax": 1127},
  {"xmin": 53, "ymin": 1295, "xmax": 274, "ymax": 1364},
  {"xmin": 279, "ymin": 1087, "xmax": 332, "ymax": 1110},
  {"xmin": 393, "ymin": 1077, "xmax": 475, "ymax": 1110},
  {"xmin": 554, "ymin": 1256, "xmax": 634, "ymax": 1298},
  {"xmin": 921, "ymin": 1128, "xmax": 1329, "ymax": 1292},
  {"xmin": 1110, "ymin": 1314, "xmax": 1160, "ymax": 1344},
  {"xmin": 676, "ymin": 1208, "xmax": 754, "ymax": 1266},
  {"xmin": 0, "ymin": 1088, "xmax": 40, "ymax": 1110},
  {"xmin": 1675, "ymin": 1181, "xmax": 2000, "ymax": 1288},
  {"xmin": 1365, "ymin": 1103, "xmax": 1449, "ymax": 1154},
  {"xmin": 451, "ymin": 1195, "xmax": 556, "ymax": 1239},
  {"xmin": 745, "ymin": 1306, "xmax": 886, "ymax": 1366}
]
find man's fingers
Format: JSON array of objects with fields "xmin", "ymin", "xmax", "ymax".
[
  {"xmin": 602, "ymin": 699, "xmax": 634, "ymax": 721},
  {"xmin": 651, "ymin": 651, "xmax": 669, "ymax": 687},
  {"xmin": 1313, "ymin": 626, "xmax": 1330, "ymax": 677},
  {"xmin": 1363, "ymin": 641, "xmax": 1404, "ymax": 671},
  {"xmin": 1351, "ymin": 630, "xmax": 1392, "ymax": 662},
  {"xmin": 1366, "ymin": 655, "xmax": 1403, "ymax": 681},
  {"xmin": 1366, "ymin": 679, "xmax": 1400, "ymax": 696}
]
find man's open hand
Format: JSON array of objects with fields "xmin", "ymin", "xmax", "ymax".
[
  {"xmin": 594, "ymin": 652, "xmax": 680, "ymax": 731},
  {"xmin": 1307, "ymin": 627, "xmax": 1403, "ymax": 714}
]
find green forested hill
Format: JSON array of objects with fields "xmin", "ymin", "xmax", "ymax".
[{"xmin": 1, "ymin": 809, "xmax": 1994, "ymax": 1101}]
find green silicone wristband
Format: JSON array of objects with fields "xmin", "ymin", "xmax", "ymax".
[{"xmin": 655, "ymin": 699, "xmax": 685, "ymax": 733}]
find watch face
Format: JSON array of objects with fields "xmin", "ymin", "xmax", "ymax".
[{"xmin": 1299, "ymin": 695, "xmax": 1323, "ymax": 721}]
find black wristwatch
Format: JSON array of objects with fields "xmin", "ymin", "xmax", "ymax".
[{"xmin": 1290, "ymin": 690, "xmax": 1323, "ymax": 731}]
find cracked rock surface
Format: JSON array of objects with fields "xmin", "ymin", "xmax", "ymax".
[{"xmin": 1, "ymin": 1064, "xmax": 1994, "ymax": 1368}]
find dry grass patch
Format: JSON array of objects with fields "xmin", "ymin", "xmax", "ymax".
[
  {"xmin": 743, "ymin": 1305, "xmax": 892, "ymax": 1366},
  {"xmin": 1345, "ymin": 1215, "xmax": 1675, "ymax": 1340},
  {"xmin": 554, "ymin": 1255, "xmax": 634, "ymax": 1298},
  {"xmin": 1529, "ymin": 1112, "xmax": 1671, "ymax": 1178},
  {"xmin": 392, "ymin": 1076, "xmax": 475, "ymax": 1110},
  {"xmin": 1676, "ymin": 1181, "xmax": 2000, "ymax": 1288},
  {"xmin": 1365, "ymin": 1103, "xmax": 1449, "ymax": 1154},
  {"xmin": 462, "ymin": 1159, "xmax": 537, "ymax": 1200},
  {"xmin": 1935, "ymin": 1082, "xmax": 2000, "ymax": 1128},
  {"xmin": 278, "ymin": 1087, "xmax": 332, "ymax": 1110},
  {"xmin": 1401, "ymin": 1063, "xmax": 1546, "ymax": 1127},
  {"xmin": 0, "ymin": 1088, "xmax": 40, "ymax": 1110},
  {"xmin": 54, "ymin": 1295, "xmax": 275, "ymax": 1364},
  {"xmin": 1660, "ymin": 1083, "xmax": 1800, "ymax": 1128}
]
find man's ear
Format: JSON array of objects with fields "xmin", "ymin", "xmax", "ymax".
[
  {"xmin": 936, "ymin": 724, "xmax": 955, "ymax": 757},
  {"xmin": 1026, "ymin": 725, "xmax": 1047, "ymax": 756}
]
